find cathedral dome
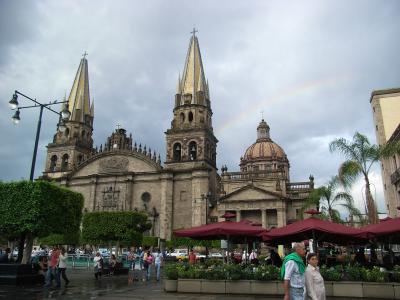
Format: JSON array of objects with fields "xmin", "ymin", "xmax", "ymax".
[{"xmin": 240, "ymin": 120, "xmax": 289, "ymax": 172}]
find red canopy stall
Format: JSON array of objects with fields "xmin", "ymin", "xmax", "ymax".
[
  {"xmin": 358, "ymin": 217, "xmax": 400, "ymax": 243},
  {"xmin": 174, "ymin": 220, "xmax": 265, "ymax": 240},
  {"xmin": 260, "ymin": 217, "xmax": 368, "ymax": 245}
]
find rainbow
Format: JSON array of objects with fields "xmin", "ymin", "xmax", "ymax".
[{"xmin": 215, "ymin": 75, "xmax": 349, "ymax": 135}]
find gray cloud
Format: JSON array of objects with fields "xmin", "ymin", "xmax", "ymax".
[{"xmin": 0, "ymin": 0, "xmax": 399, "ymax": 215}]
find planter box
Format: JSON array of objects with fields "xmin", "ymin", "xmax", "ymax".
[
  {"xmin": 251, "ymin": 280, "xmax": 279, "ymax": 295},
  {"xmin": 164, "ymin": 279, "xmax": 177, "ymax": 292},
  {"xmin": 363, "ymin": 282, "xmax": 394, "ymax": 299},
  {"xmin": 324, "ymin": 281, "xmax": 333, "ymax": 297},
  {"xmin": 394, "ymin": 284, "xmax": 400, "ymax": 299},
  {"xmin": 226, "ymin": 280, "xmax": 251, "ymax": 294},
  {"xmin": 177, "ymin": 279, "xmax": 201, "ymax": 293},
  {"xmin": 332, "ymin": 281, "xmax": 363, "ymax": 298},
  {"xmin": 201, "ymin": 280, "xmax": 225, "ymax": 293}
]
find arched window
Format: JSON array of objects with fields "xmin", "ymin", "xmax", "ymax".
[
  {"xmin": 180, "ymin": 112, "xmax": 185, "ymax": 123},
  {"xmin": 78, "ymin": 154, "xmax": 84, "ymax": 164},
  {"xmin": 82, "ymin": 130, "xmax": 86, "ymax": 138},
  {"xmin": 50, "ymin": 155, "xmax": 57, "ymax": 172},
  {"xmin": 61, "ymin": 154, "xmax": 69, "ymax": 171},
  {"xmin": 188, "ymin": 111, "xmax": 194, "ymax": 122},
  {"xmin": 65, "ymin": 128, "xmax": 70, "ymax": 137},
  {"xmin": 173, "ymin": 143, "xmax": 181, "ymax": 162},
  {"xmin": 189, "ymin": 141, "xmax": 197, "ymax": 160}
]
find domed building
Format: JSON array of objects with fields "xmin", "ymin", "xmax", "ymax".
[{"xmin": 217, "ymin": 119, "xmax": 314, "ymax": 229}]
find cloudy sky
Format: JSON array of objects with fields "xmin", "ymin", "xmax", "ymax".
[{"xmin": 1, "ymin": 0, "xmax": 399, "ymax": 216}]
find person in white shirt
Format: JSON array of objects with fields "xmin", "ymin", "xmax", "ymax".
[
  {"xmin": 93, "ymin": 252, "xmax": 103, "ymax": 280},
  {"xmin": 305, "ymin": 253, "xmax": 326, "ymax": 300},
  {"xmin": 249, "ymin": 250, "xmax": 258, "ymax": 264},
  {"xmin": 281, "ymin": 242, "xmax": 306, "ymax": 300},
  {"xmin": 154, "ymin": 249, "xmax": 163, "ymax": 281},
  {"xmin": 58, "ymin": 247, "xmax": 70, "ymax": 286}
]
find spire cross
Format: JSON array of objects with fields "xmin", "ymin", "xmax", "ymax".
[
  {"xmin": 261, "ymin": 110, "xmax": 264, "ymax": 120},
  {"xmin": 116, "ymin": 124, "xmax": 121, "ymax": 130},
  {"xmin": 82, "ymin": 51, "xmax": 88, "ymax": 59},
  {"xmin": 190, "ymin": 27, "xmax": 198, "ymax": 37}
]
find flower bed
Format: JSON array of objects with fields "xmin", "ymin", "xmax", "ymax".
[{"xmin": 164, "ymin": 262, "xmax": 400, "ymax": 298}]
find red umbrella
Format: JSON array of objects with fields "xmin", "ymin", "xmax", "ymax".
[
  {"xmin": 358, "ymin": 217, "xmax": 400, "ymax": 242},
  {"xmin": 174, "ymin": 220, "xmax": 265, "ymax": 240},
  {"xmin": 260, "ymin": 217, "xmax": 367, "ymax": 245}
]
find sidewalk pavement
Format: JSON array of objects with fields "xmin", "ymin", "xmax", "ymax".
[{"xmin": 0, "ymin": 268, "xmax": 365, "ymax": 300}]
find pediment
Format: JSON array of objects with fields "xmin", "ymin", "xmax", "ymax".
[
  {"xmin": 71, "ymin": 152, "xmax": 160, "ymax": 178},
  {"xmin": 221, "ymin": 185, "xmax": 283, "ymax": 202}
]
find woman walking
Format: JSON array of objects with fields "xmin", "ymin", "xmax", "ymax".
[
  {"xmin": 58, "ymin": 248, "xmax": 70, "ymax": 286},
  {"xmin": 93, "ymin": 252, "xmax": 103, "ymax": 280},
  {"xmin": 305, "ymin": 253, "xmax": 326, "ymax": 300}
]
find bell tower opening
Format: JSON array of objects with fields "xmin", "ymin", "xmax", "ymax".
[
  {"xmin": 189, "ymin": 141, "xmax": 197, "ymax": 160},
  {"xmin": 173, "ymin": 143, "xmax": 181, "ymax": 161}
]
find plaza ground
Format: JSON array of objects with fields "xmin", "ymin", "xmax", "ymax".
[{"xmin": 0, "ymin": 268, "xmax": 380, "ymax": 300}]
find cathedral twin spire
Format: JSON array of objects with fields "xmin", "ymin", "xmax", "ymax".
[
  {"xmin": 176, "ymin": 29, "xmax": 210, "ymax": 107},
  {"xmin": 67, "ymin": 54, "xmax": 94, "ymax": 123}
]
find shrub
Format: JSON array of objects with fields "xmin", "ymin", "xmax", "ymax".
[
  {"xmin": 360, "ymin": 266, "xmax": 387, "ymax": 283},
  {"xmin": 164, "ymin": 263, "xmax": 179, "ymax": 280},
  {"xmin": 320, "ymin": 266, "xmax": 341, "ymax": 281},
  {"xmin": 254, "ymin": 265, "xmax": 280, "ymax": 281}
]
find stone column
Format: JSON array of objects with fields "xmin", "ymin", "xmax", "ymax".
[
  {"xmin": 236, "ymin": 210, "xmax": 241, "ymax": 222},
  {"xmin": 277, "ymin": 207, "xmax": 286, "ymax": 227},
  {"xmin": 90, "ymin": 176, "xmax": 98, "ymax": 211},
  {"xmin": 159, "ymin": 173, "xmax": 174, "ymax": 240},
  {"xmin": 125, "ymin": 176, "xmax": 133, "ymax": 210},
  {"xmin": 191, "ymin": 169, "xmax": 210, "ymax": 226},
  {"xmin": 261, "ymin": 209, "xmax": 267, "ymax": 229}
]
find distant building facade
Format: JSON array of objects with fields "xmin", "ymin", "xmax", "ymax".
[
  {"xmin": 370, "ymin": 88, "xmax": 400, "ymax": 217},
  {"xmin": 42, "ymin": 33, "xmax": 314, "ymax": 240}
]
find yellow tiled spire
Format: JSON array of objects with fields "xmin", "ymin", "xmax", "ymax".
[
  {"xmin": 67, "ymin": 54, "xmax": 91, "ymax": 122},
  {"xmin": 179, "ymin": 29, "xmax": 209, "ymax": 106}
]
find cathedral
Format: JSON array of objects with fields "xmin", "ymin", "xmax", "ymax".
[{"xmin": 42, "ymin": 32, "xmax": 314, "ymax": 241}]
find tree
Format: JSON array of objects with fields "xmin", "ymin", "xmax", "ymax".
[
  {"xmin": 81, "ymin": 211, "xmax": 152, "ymax": 250},
  {"xmin": 329, "ymin": 132, "xmax": 400, "ymax": 224},
  {"xmin": 0, "ymin": 180, "xmax": 84, "ymax": 263},
  {"xmin": 302, "ymin": 175, "xmax": 363, "ymax": 223}
]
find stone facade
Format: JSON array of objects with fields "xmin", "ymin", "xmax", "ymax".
[
  {"xmin": 42, "ymin": 33, "xmax": 314, "ymax": 241},
  {"xmin": 370, "ymin": 88, "xmax": 400, "ymax": 217}
]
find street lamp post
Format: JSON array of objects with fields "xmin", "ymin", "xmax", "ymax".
[
  {"xmin": 8, "ymin": 90, "xmax": 70, "ymax": 264},
  {"xmin": 201, "ymin": 192, "xmax": 213, "ymax": 224},
  {"xmin": 8, "ymin": 90, "xmax": 70, "ymax": 181}
]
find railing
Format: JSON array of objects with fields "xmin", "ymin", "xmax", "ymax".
[
  {"xmin": 31, "ymin": 254, "xmax": 131, "ymax": 269},
  {"xmin": 391, "ymin": 168, "xmax": 400, "ymax": 184},
  {"xmin": 286, "ymin": 182, "xmax": 312, "ymax": 190},
  {"xmin": 222, "ymin": 170, "xmax": 286, "ymax": 181}
]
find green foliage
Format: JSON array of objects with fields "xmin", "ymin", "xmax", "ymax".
[
  {"xmin": 343, "ymin": 264, "xmax": 363, "ymax": 281},
  {"xmin": 142, "ymin": 236, "xmax": 158, "ymax": 247},
  {"xmin": 81, "ymin": 211, "xmax": 151, "ymax": 246},
  {"xmin": 39, "ymin": 232, "xmax": 81, "ymax": 246},
  {"xmin": 320, "ymin": 265, "xmax": 342, "ymax": 281},
  {"xmin": 0, "ymin": 180, "xmax": 83, "ymax": 240},
  {"xmin": 329, "ymin": 132, "xmax": 387, "ymax": 223},
  {"xmin": 302, "ymin": 175, "xmax": 360, "ymax": 223},
  {"xmin": 360, "ymin": 266, "xmax": 387, "ymax": 282},
  {"xmin": 164, "ymin": 263, "xmax": 179, "ymax": 280},
  {"xmin": 254, "ymin": 264, "xmax": 280, "ymax": 281}
]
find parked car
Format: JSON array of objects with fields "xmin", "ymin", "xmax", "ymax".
[
  {"xmin": 98, "ymin": 248, "xmax": 110, "ymax": 257},
  {"xmin": 170, "ymin": 249, "xmax": 188, "ymax": 260},
  {"xmin": 194, "ymin": 252, "xmax": 206, "ymax": 259},
  {"xmin": 210, "ymin": 252, "xmax": 223, "ymax": 258}
]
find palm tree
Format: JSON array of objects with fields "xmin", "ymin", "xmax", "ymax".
[
  {"xmin": 302, "ymin": 175, "xmax": 363, "ymax": 224},
  {"xmin": 329, "ymin": 132, "xmax": 399, "ymax": 224}
]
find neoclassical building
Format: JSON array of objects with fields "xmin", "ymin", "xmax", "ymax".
[{"xmin": 42, "ymin": 33, "xmax": 313, "ymax": 240}]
